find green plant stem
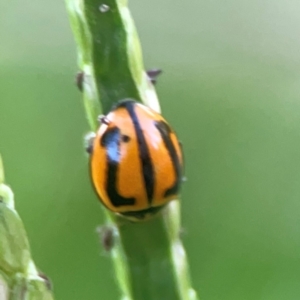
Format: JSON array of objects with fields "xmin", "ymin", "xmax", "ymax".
[
  {"xmin": 0, "ymin": 155, "xmax": 54, "ymax": 300},
  {"xmin": 65, "ymin": 1, "xmax": 198, "ymax": 299}
]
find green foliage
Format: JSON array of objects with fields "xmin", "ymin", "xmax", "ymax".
[
  {"xmin": 0, "ymin": 157, "xmax": 54, "ymax": 299},
  {"xmin": 2, "ymin": 1, "xmax": 300, "ymax": 299},
  {"xmin": 0, "ymin": 200, "xmax": 30, "ymax": 275}
]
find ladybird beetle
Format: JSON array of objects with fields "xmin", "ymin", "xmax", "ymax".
[{"xmin": 90, "ymin": 99, "xmax": 183, "ymax": 221}]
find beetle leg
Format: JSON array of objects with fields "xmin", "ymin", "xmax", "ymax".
[
  {"xmin": 178, "ymin": 141, "xmax": 187, "ymax": 182},
  {"xmin": 84, "ymin": 132, "xmax": 96, "ymax": 154}
]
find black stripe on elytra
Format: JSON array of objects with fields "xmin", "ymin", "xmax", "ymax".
[
  {"xmin": 100, "ymin": 127, "xmax": 135, "ymax": 207},
  {"xmin": 155, "ymin": 121, "xmax": 181, "ymax": 197},
  {"xmin": 124, "ymin": 101, "xmax": 155, "ymax": 204}
]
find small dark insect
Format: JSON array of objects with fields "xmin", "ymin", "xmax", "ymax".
[
  {"xmin": 96, "ymin": 225, "xmax": 115, "ymax": 252},
  {"xmin": 38, "ymin": 272, "xmax": 53, "ymax": 291},
  {"xmin": 75, "ymin": 71, "xmax": 84, "ymax": 91},
  {"xmin": 146, "ymin": 69, "xmax": 162, "ymax": 85}
]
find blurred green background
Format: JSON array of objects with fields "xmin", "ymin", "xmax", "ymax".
[{"xmin": 1, "ymin": 0, "xmax": 300, "ymax": 299}]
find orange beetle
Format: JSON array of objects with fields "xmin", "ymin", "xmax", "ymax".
[{"xmin": 89, "ymin": 99, "xmax": 183, "ymax": 221}]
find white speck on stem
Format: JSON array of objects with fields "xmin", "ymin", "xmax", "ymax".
[{"xmin": 99, "ymin": 4, "xmax": 110, "ymax": 13}]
